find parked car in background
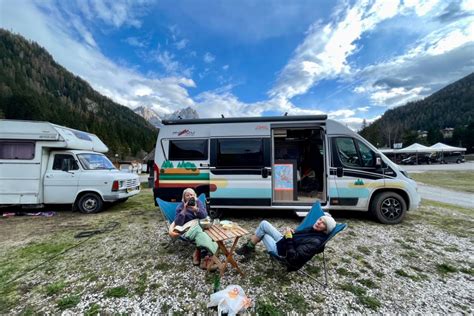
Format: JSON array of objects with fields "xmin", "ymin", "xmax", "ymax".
[
  {"xmin": 437, "ymin": 152, "xmax": 465, "ymax": 164},
  {"xmin": 400, "ymin": 155, "xmax": 417, "ymax": 165}
]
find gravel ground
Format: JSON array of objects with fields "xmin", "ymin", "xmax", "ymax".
[{"xmin": 1, "ymin": 190, "xmax": 473, "ymax": 314}]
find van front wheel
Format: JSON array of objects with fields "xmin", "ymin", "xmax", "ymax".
[
  {"xmin": 77, "ymin": 193, "xmax": 103, "ymax": 214},
  {"xmin": 371, "ymin": 192, "xmax": 406, "ymax": 224}
]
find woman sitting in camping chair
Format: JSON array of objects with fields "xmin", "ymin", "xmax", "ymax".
[
  {"xmin": 169, "ymin": 188, "xmax": 218, "ymax": 270},
  {"xmin": 236, "ymin": 215, "xmax": 336, "ymax": 271}
]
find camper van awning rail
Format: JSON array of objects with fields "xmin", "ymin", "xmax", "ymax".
[{"xmin": 162, "ymin": 115, "xmax": 328, "ymax": 125}]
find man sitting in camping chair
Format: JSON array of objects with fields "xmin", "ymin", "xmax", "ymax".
[{"xmin": 236, "ymin": 215, "xmax": 336, "ymax": 271}]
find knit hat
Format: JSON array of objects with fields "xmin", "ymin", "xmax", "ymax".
[{"xmin": 320, "ymin": 215, "xmax": 336, "ymax": 234}]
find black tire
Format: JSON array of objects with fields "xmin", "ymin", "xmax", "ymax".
[
  {"xmin": 456, "ymin": 159, "xmax": 461, "ymax": 164},
  {"xmin": 77, "ymin": 193, "xmax": 103, "ymax": 214},
  {"xmin": 208, "ymin": 208, "xmax": 223, "ymax": 219},
  {"xmin": 371, "ymin": 192, "xmax": 407, "ymax": 224}
]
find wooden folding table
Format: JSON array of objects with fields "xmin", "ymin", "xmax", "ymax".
[{"xmin": 205, "ymin": 224, "xmax": 249, "ymax": 277}]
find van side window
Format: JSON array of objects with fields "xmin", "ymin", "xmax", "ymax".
[
  {"xmin": 169, "ymin": 139, "xmax": 208, "ymax": 160},
  {"xmin": 53, "ymin": 154, "xmax": 79, "ymax": 171},
  {"xmin": 0, "ymin": 141, "xmax": 35, "ymax": 160},
  {"xmin": 357, "ymin": 140, "xmax": 376, "ymax": 167},
  {"xmin": 217, "ymin": 138, "xmax": 264, "ymax": 168},
  {"xmin": 335, "ymin": 138, "xmax": 360, "ymax": 168}
]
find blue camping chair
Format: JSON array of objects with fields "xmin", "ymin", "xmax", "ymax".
[
  {"xmin": 156, "ymin": 193, "xmax": 207, "ymax": 248},
  {"xmin": 270, "ymin": 201, "xmax": 347, "ymax": 288}
]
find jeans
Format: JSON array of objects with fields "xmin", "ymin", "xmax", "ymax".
[{"xmin": 255, "ymin": 220, "xmax": 283, "ymax": 256}]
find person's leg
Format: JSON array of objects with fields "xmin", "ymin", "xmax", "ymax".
[
  {"xmin": 237, "ymin": 220, "xmax": 283, "ymax": 256},
  {"xmin": 254, "ymin": 220, "xmax": 283, "ymax": 242}
]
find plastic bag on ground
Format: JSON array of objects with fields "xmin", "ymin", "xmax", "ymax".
[{"xmin": 207, "ymin": 285, "xmax": 252, "ymax": 316}]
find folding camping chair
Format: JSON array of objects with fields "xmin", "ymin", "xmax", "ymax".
[
  {"xmin": 270, "ymin": 201, "xmax": 347, "ymax": 288},
  {"xmin": 156, "ymin": 193, "xmax": 207, "ymax": 249}
]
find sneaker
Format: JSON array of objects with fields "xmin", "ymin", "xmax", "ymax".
[
  {"xmin": 192, "ymin": 249, "xmax": 201, "ymax": 266},
  {"xmin": 235, "ymin": 242, "xmax": 255, "ymax": 256}
]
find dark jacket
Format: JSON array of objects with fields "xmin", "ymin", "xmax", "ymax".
[
  {"xmin": 276, "ymin": 228, "xmax": 328, "ymax": 271},
  {"xmin": 174, "ymin": 199, "xmax": 207, "ymax": 226}
]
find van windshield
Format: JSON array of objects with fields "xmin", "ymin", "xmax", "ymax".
[{"xmin": 77, "ymin": 153, "xmax": 116, "ymax": 170}]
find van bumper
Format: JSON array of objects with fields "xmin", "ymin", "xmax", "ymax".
[{"xmin": 103, "ymin": 187, "xmax": 140, "ymax": 202}]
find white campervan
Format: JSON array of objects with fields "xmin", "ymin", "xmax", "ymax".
[
  {"xmin": 153, "ymin": 115, "xmax": 420, "ymax": 224},
  {"xmin": 0, "ymin": 120, "xmax": 140, "ymax": 213}
]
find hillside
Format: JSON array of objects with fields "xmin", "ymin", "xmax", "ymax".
[
  {"xmin": 0, "ymin": 29, "xmax": 158, "ymax": 158},
  {"xmin": 360, "ymin": 73, "xmax": 474, "ymax": 151}
]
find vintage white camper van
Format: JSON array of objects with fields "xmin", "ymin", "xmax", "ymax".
[
  {"xmin": 0, "ymin": 120, "xmax": 140, "ymax": 213},
  {"xmin": 153, "ymin": 115, "xmax": 420, "ymax": 224}
]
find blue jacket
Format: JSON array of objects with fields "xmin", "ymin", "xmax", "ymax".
[{"xmin": 174, "ymin": 199, "xmax": 207, "ymax": 226}]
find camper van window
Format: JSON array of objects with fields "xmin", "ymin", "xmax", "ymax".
[
  {"xmin": 335, "ymin": 138, "xmax": 360, "ymax": 168},
  {"xmin": 217, "ymin": 138, "xmax": 264, "ymax": 168},
  {"xmin": 356, "ymin": 140, "xmax": 376, "ymax": 167},
  {"xmin": 53, "ymin": 154, "xmax": 79, "ymax": 171},
  {"xmin": 169, "ymin": 139, "xmax": 208, "ymax": 160},
  {"xmin": 0, "ymin": 141, "xmax": 35, "ymax": 160},
  {"xmin": 77, "ymin": 153, "xmax": 115, "ymax": 170}
]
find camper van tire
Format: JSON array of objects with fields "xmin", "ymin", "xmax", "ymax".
[
  {"xmin": 77, "ymin": 193, "xmax": 103, "ymax": 214},
  {"xmin": 371, "ymin": 191, "xmax": 407, "ymax": 224}
]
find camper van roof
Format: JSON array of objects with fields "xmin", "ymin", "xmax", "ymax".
[
  {"xmin": 0, "ymin": 119, "xmax": 108, "ymax": 153},
  {"xmin": 162, "ymin": 114, "xmax": 328, "ymax": 125}
]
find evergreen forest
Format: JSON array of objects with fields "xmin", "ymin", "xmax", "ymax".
[
  {"xmin": 359, "ymin": 72, "xmax": 474, "ymax": 152},
  {"xmin": 0, "ymin": 29, "xmax": 158, "ymax": 159}
]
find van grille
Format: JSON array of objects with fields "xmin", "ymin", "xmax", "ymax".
[{"xmin": 125, "ymin": 179, "xmax": 139, "ymax": 188}]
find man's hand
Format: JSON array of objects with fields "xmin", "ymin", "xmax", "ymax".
[{"xmin": 284, "ymin": 227, "xmax": 294, "ymax": 239}]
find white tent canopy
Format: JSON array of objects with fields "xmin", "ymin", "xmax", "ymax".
[
  {"xmin": 430, "ymin": 142, "xmax": 466, "ymax": 152},
  {"xmin": 396, "ymin": 143, "xmax": 437, "ymax": 153}
]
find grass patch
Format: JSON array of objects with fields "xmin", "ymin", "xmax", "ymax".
[
  {"xmin": 358, "ymin": 295, "xmax": 382, "ymax": 310},
  {"xmin": 57, "ymin": 295, "xmax": 81, "ymax": 310},
  {"xmin": 339, "ymin": 283, "xmax": 366, "ymax": 296},
  {"xmin": 409, "ymin": 171, "xmax": 474, "ymax": 193},
  {"xmin": 255, "ymin": 298, "xmax": 284, "ymax": 316},
  {"xmin": 336, "ymin": 267, "xmax": 360, "ymax": 278},
  {"xmin": 357, "ymin": 278, "xmax": 378, "ymax": 289},
  {"xmin": 460, "ymin": 268, "xmax": 474, "ymax": 276},
  {"xmin": 84, "ymin": 303, "xmax": 101, "ymax": 316},
  {"xmin": 135, "ymin": 273, "xmax": 148, "ymax": 296},
  {"xmin": 357, "ymin": 246, "xmax": 371, "ymax": 255},
  {"xmin": 436, "ymin": 263, "xmax": 458, "ymax": 275},
  {"xmin": 443, "ymin": 246, "xmax": 460, "ymax": 253},
  {"xmin": 285, "ymin": 292, "xmax": 309, "ymax": 313},
  {"xmin": 104, "ymin": 286, "xmax": 129, "ymax": 298},
  {"xmin": 45, "ymin": 281, "xmax": 67, "ymax": 296}
]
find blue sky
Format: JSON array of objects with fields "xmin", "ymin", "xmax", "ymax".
[{"xmin": 1, "ymin": 0, "xmax": 473, "ymax": 129}]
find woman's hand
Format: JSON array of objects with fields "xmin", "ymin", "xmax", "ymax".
[{"xmin": 169, "ymin": 231, "xmax": 181, "ymax": 238}]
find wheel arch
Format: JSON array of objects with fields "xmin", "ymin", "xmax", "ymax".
[
  {"xmin": 370, "ymin": 188, "xmax": 410, "ymax": 211},
  {"xmin": 74, "ymin": 189, "xmax": 104, "ymax": 206}
]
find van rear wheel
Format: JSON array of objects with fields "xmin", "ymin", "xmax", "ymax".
[
  {"xmin": 371, "ymin": 192, "xmax": 406, "ymax": 224},
  {"xmin": 77, "ymin": 193, "xmax": 103, "ymax": 214},
  {"xmin": 208, "ymin": 208, "xmax": 222, "ymax": 219}
]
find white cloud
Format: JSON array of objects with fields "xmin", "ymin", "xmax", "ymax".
[
  {"xmin": 269, "ymin": 0, "xmax": 402, "ymax": 101},
  {"xmin": 84, "ymin": 0, "xmax": 146, "ymax": 28},
  {"xmin": 352, "ymin": 17, "xmax": 474, "ymax": 108},
  {"xmin": 175, "ymin": 39, "xmax": 188, "ymax": 50},
  {"xmin": 124, "ymin": 36, "xmax": 147, "ymax": 48},
  {"xmin": 357, "ymin": 106, "xmax": 370, "ymax": 112},
  {"xmin": 203, "ymin": 52, "xmax": 215, "ymax": 63},
  {"xmin": 222, "ymin": 65, "xmax": 229, "ymax": 71}
]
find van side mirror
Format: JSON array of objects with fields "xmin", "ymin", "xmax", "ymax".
[
  {"xmin": 375, "ymin": 156, "xmax": 382, "ymax": 167},
  {"xmin": 62, "ymin": 163, "xmax": 70, "ymax": 172}
]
